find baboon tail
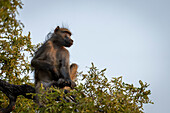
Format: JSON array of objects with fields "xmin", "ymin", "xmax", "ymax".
[{"xmin": 70, "ymin": 63, "xmax": 78, "ymax": 81}]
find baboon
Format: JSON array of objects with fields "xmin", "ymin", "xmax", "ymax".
[{"xmin": 31, "ymin": 26, "xmax": 78, "ymax": 104}]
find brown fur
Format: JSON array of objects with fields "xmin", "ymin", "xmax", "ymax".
[{"xmin": 31, "ymin": 26, "xmax": 78, "ymax": 105}]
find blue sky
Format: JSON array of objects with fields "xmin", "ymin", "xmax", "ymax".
[{"xmin": 18, "ymin": 0, "xmax": 170, "ymax": 112}]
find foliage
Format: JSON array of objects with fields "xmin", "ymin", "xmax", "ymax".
[
  {"xmin": 0, "ymin": 0, "xmax": 36, "ymax": 83},
  {"xmin": 25, "ymin": 64, "xmax": 152, "ymax": 113},
  {"xmin": 0, "ymin": 0, "xmax": 36, "ymax": 110},
  {"xmin": 5, "ymin": 64, "xmax": 153, "ymax": 113},
  {"xmin": 0, "ymin": 0, "xmax": 153, "ymax": 112},
  {"xmin": 76, "ymin": 64, "xmax": 153, "ymax": 112}
]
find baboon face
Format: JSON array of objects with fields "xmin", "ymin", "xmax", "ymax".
[{"xmin": 54, "ymin": 26, "xmax": 73, "ymax": 47}]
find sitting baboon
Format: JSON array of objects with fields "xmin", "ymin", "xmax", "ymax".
[{"xmin": 31, "ymin": 26, "xmax": 78, "ymax": 105}]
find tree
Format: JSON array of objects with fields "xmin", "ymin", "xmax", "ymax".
[
  {"xmin": 0, "ymin": 0, "xmax": 153, "ymax": 113},
  {"xmin": 0, "ymin": 0, "xmax": 37, "ymax": 112},
  {"xmin": 0, "ymin": 0, "xmax": 35, "ymax": 83}
]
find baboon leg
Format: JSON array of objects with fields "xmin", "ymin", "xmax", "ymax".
[{"xmin": 70, "ymin": 63, "xmax": 78, "ymax": 81}]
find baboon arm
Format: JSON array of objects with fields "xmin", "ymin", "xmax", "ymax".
[
  {"xmin": 59, "ymin": 51, "xmax": 71, "ymax": 80},
  {"xmin": 60, "ymin": 66, "xmax": 70, "ymax": 80},
  {"xmin": 60, "ymin": 65, "xmax": 77, "ymax": 89},
  {"xmin": 31, "ymin": 59, "xmax": 54, "ymax": 72},
  {"xmin": 31, "ymin": 43, "xmax": 55, "ymax": 73}
]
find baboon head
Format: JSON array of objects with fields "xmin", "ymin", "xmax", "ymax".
[{"xmin": 53, "ymin": 26, "xmax": 73, "ymax": 47}]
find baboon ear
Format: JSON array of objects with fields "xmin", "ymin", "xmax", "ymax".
[{"xmin": 54, "ymin": 26, "xmax": 60, "ymax": 32}]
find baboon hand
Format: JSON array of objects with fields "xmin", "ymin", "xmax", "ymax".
[
  {"xmin": 57, "ymin": 78, "xmax": 76, "ymax": 89},
  {"xmin": 58, "ymin": 78, "xmax": 66, "ymax": 86},
  {"xmin": 62, "ymin": 79, "xmax": 76, "ymax": 89},
  {"xmin": 66, "ymin": 80, "xmax": 76, "ymax": 89}
]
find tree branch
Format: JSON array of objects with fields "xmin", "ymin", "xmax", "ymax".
[{"xmin": 0, "ymin": 79, "xmax": 71, "ymax": 113}]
